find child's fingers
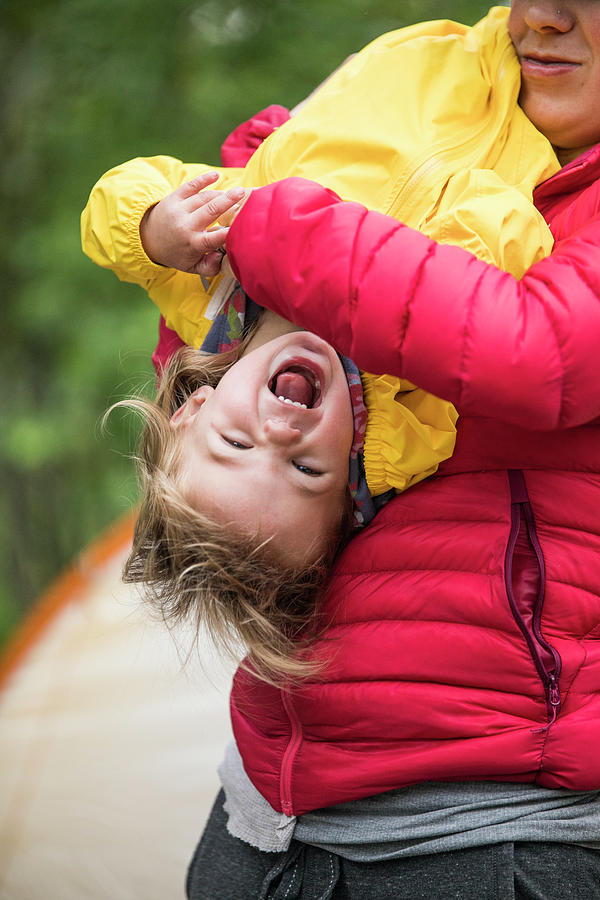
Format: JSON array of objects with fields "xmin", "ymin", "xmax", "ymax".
[
  {"xmin": 193, "ymin": 225, "xmax": 230, "ymax": 253},
  {"xmin": 191, "ymin": 186, "xmax": 246, "ymax": 223},
  {"xmin": 177, "ymin": 171, "xmax": 220, "ymax": 199},
  {"xmin": 215, "ymin": 188, "xmax": 251, "ymax": 226}
]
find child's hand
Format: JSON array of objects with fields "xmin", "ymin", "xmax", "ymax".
[
  {"xmin": 218, "ymin": 187, "xmax": 251, "ymax": 227},
  {"xmin": 139, "ymin": 172, "xmax": 246, "ymax": 276}
]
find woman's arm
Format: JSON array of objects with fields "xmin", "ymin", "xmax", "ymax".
[{"xmin": 226, "ymin": 177, "xmax": 600, "ymax": 430}]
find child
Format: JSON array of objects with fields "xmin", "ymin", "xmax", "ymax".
[
  {"xmin": 122, "ymin": 178, "xmax": 458, "ymax": 683},
  {"xmin": 83, "ymin": 8, "xmax": 561, "ymax": 508}
]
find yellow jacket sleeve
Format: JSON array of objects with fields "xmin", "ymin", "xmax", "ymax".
[
  {"xmin": 80, "ymin": 155, "xmax": 245, "ymax": 346},
  {"xmin": 362, "ymin": 375, "xmax": 459, "ymax": 496}
]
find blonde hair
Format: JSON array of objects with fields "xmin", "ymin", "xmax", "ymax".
[{"xmin": 117, "ymin": 344, "xmax": 352, "ymax": 684}]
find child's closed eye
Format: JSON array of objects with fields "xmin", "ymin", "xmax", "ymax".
[
  {"xmin": 222, "ymin": 435, "xmax": 322, "ymax": 476},
  {"xmin": 293, "ymin": 461, "xmax": 322, "ymax": 477},
  {"xmin": 223, "ymin": 436, "xmax": 252, "ymax": 450}
]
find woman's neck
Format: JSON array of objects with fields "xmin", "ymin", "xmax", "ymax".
[{"xmin": 555, "ymin": 141, "xmax": 596, "ymax": 167}]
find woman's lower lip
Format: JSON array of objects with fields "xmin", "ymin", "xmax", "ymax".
[{"xmin": 520, "ymin": 57, "xmax": 579, "ymax": 78}]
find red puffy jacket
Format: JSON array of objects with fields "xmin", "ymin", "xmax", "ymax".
[{"xmin": 226, "ymin": 146, "xmax": 600, "ymax": 817}]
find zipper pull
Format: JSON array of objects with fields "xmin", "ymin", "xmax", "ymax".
[
  {"xmin": 547, "ymin": 673, "xmax": 561, "ymax": 727},
  {"xmin": 531, "ymin": 674, "xmax": 561, "ymax": 734},
  {"xmin": 548, "ymin": 674, "xmax": 561, "ymax": 709}
]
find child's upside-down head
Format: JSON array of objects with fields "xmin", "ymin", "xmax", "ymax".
[
  {"xmin": 122, "ymin": 332, "xmax": 356, "ymax": 682},
  {"xmin": 171, "ymin": 330, "xmax": 354, "ymax": 568}
]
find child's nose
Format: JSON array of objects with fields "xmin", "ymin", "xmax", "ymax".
[{"xmin": 263, "ymin": 417, "xmax": 302, "ymax": 446}]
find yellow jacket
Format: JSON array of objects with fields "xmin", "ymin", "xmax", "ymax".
[{"xmin": 81, "ymin": 6, "xmax": 559, "ymax": 496}]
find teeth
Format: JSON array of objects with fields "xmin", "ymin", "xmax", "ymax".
[{"xmin": 278, "ymin": 396, "xmax": 307, "ymax": 409}]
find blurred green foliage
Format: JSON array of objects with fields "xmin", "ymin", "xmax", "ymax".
[{"xmin": 1, "ymin": 0, "xmax": 495, "ymax": 646}]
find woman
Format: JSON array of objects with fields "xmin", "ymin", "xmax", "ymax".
[{"xmin": 187, "ymin": 2, "xmax": 600, "ymax": 897}]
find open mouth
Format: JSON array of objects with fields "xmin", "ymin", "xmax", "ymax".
[{"xmin": 269, "ymin": 364, "xmax": 322, "ymax": 409}]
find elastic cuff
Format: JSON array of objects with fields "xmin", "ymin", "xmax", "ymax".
[{"xmin": 125, "ymin": 192, "xmax": 170, "ymax": 280}]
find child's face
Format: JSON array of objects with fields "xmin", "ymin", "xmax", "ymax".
[{"xmin": 171, "ymin": 332, "xmax": 354, "ymax": 567}]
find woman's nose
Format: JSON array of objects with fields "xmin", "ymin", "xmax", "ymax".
[
  {"xmin": 523, "ymin": 3, "xmax": 574, "ymax": 34},
  {"xmin": 263, "ymin": 417, "xmax": 302, "ymax": 446}
]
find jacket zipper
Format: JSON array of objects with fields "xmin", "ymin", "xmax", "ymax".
[
  {"xmin": 505, "ymin": 470, "xmax": 562, "ymax": 731},
  {"xmin": 280, "ymin": 688, "xmax": 303, "ymax": 817}
]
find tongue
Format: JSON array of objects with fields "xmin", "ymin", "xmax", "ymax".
[{"xmin": 273, "ymin": 371, "xmax": 313, "ymax": 406}]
